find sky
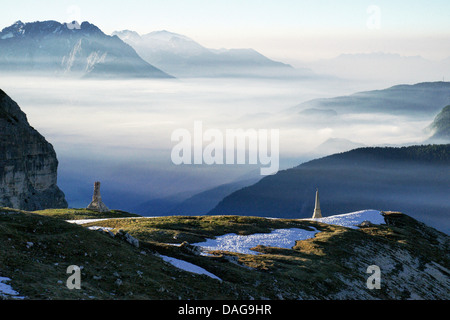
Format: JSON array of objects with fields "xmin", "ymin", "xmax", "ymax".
[{"xmin": 1, "ymin": 0, "xmax": 450, "ymax": 61}]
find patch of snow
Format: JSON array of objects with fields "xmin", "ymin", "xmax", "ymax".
[
  {"xmin": 307, "ymin": 210, "xmax": 385, "ymax": 229},
  {"xmin": 193, "ymin": 227, "xmax": 319, "ymax": 255},
  {"xmin": 66, "ymin": 216, "xmax": 147, "ymax": 225},
  {"xmin": 0, "ymin": 277, "xmax": 25, "ymax": 299},
  {"xmin": 67, "ymin": 218, "xmax": 110, "ymax": 224},
  {"xmin": 158, "ymin": 254, "xmax": 222, "ymax": 281},
  {"xmin": 87, "ymin": 226, "xmax": 114, "ymax": 231}
]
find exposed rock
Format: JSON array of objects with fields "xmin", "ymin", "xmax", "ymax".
[
  {"xmin": 358, "ymin": 220, "xmax": 375, "ymax": 228},
  {"xmin": 0, "ymin": 89, "xmax": 67, "ymax": 210},
  {"xmin": 116, "ymin": 229, "xmax": 139, "ymax": 248}
]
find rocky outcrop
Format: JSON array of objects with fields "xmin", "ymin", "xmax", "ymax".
[{"xmin": 0, "ymin": 89, "xmax": 67, "ymax": 210}]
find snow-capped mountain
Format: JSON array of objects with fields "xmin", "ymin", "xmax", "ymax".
[
  {"xmin": 112, "ymin": 29, "xmax": 311, "ymax": 78},
  {"xmin": 121, "ymin": 30, "xmax": 210, "ymax": 56},
  {"xmin": 0, "ymin": 20, "xmax": 173, "ymax": 78}
]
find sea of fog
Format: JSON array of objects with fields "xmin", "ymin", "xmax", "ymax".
[{"xmin": 0, "ymin": 75, "xmax": 434, "ymax": 212}]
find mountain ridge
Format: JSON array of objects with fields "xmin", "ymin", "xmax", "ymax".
[
  {"xmin": 209, "ymin": 144, "xmax": 450, "ymax": 234},
  {"xmin": 0, "ymin": 89, "xmax": 67, "ymax": 210},
  {"xmin": 290, "ymin": 81, "xmax": 450, "ymax": 116},
  {"xmin": 0, "ymin": 20, "xmax": 173, "ymax": 78}
]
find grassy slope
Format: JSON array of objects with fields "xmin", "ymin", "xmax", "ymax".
[{"xmin": 1, "ymin": 208, "xmax": 449, "ymax": 300}]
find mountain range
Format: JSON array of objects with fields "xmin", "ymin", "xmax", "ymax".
[
  {"xmin": 2, "ymin": 20, "xmax": 449, "ymax": 82},
  {"xmin": 112, "ymin": 29, "xmax": 312, "ymax": 78},
  {"xmin": 0, "ymin": 20, "xmax": 173, "ymax": 78},
  {"xmin": 289, "ymin": 81, "xmax": 450, "ymax": 116},
  {"xmin": 0, "ymin": 20, "xmax": 315, "ymax": 79},
  {"xmin": 309, "ymin": 138, "xmax": 367, "ymax": 158}
]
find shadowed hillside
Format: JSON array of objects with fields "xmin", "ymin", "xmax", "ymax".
[{"xmin": 209, "ymin": 145, "xmax": 450, "ymax": 234}]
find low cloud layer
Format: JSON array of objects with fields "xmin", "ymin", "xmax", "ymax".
[{"xmin": 0, "ymin": 74, "xmax": 439, "ymax": 211}]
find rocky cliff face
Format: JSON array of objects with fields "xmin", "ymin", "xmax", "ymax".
[{"xmin": 0, "ymin": 89, "xmax": 67, "ymax": 210}]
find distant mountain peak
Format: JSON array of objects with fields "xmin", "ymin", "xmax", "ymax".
[
  {"xmin": 1, "ymin": 20, "xmax": 105, "ymax": 39},
  {"xmin": 310, "ymin": 137, "xmax": 366, "ymax": 157},
  {"xmin": 113, "ymin": 29, "xmax": 140, "ymax": 36},
  {"xmin": 11, "ymin": 20, "xmax": 25, "ymax": 29},
  {"xmin": 145, "ymin": 30, "xmax": 192, "ymax": 41},
  {"xmin": 149, "ymin": 29, "xmax": 176, "ymax": 36},
  {"xmin": 1, "ymin": 20, "xmax": 26, "ymax": 38},
  {"xmin": 113, "ymin": 28, "xmax": 303, "ymax": 78},
  {"xmin": 142, "ymin": 30, "xmax": 202, "ymax": 44}
]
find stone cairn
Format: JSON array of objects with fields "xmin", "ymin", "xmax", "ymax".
[{"xmin": 86, "ymin": 181, "xmax": 110, "ymax": 212}]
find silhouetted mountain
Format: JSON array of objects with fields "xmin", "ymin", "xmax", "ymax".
[
  {"xmin": 0, "ymin": 20, "xmax": 173, "ymax": 78},
  {"xmin": 133, "ymin": 177, "xmax": 261, "ymax": 216},
  {"xmin": 290, "ymin": 82, "xmax": 450, "ymax": 116},
  {"xmin": 113, "ymin": 29, "xmax": 312, "ymax": 78},
  {"xmin": 209, "ymin": 145, "xmax": 450, "ymax": 234}
]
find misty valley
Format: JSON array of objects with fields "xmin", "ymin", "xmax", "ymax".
[{"xmin": 1, "ymin": 74, "xmax": 448, "ymax": 234}]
